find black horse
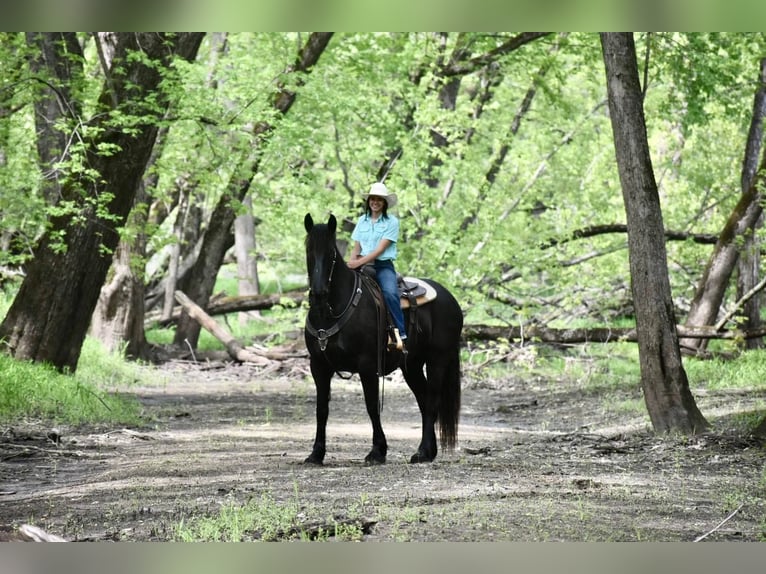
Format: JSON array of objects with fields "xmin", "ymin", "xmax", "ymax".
[{"xmin": 303, "ymin": 213, "xmax": 463, "ymax": 465}]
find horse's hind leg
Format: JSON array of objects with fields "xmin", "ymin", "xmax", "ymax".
[
  {"xmin": 360, "ymin": 371, "xmax": 387, "ymax": 465},
  {"xmin": 306, "ymin": 359, "xmax": 332, "ymax": 465},
  {"xmin": 403, "ymin": 360, "xmax": 438, "ymax": 463}
]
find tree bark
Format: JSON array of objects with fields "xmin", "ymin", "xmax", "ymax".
[
  {"xmin": 173, "ymin": 32, "xmax": 334, "ymax": 349},
  {"xmin": 601, "ymin": 32, "xmax": 708, "ymax": 434},
  {"xmin": 162, "ymin": 181, "xmax": 191, "ymax": 320},
  {"xmin": 90, "ymin": 121, "xmax": 170, "ymax": 359},
  {"xmin": 0, "ymin": 33, "xmax": 205, "ymax": 372}
]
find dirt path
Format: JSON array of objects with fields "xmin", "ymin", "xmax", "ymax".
[{"xmin": 1, "ymin": 358, "xmax": 764, "ymax": 541}]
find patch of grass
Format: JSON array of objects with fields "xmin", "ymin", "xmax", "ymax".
[
  {"xmin": 76, "ymin": 338, "xmax": 152, "ymax": 391},
  {"xmin": 715, "ymin": 408, "xmax": 766, "ymax": 433},
  {"xmin": 174, "ymin": 492, "xmax": 301, "ymax": 542},
  {"xmin": 685, "ymin": 350, "xmax": 766, "ymax": 391},
  {"xmin": 0, "ymin": 288, "xmax": 148, "ymax": 426},
  {"xmin": 0, "ymin": 344, "xmax": 142, "ymax": 426},
  {"xmin": 173, "ymin": 490, "xmax": 367, "ymax": 542},
  {"xmin": 602, "ymin": 394, "xmax": 646, "ymax": 417}
]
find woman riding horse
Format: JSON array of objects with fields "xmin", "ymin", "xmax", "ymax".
[{"xmin": 304, "ymin": 213, "xmax": 463, "ymax": 465}]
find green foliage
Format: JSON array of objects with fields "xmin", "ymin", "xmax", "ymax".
[{"xmin": 651, "ymin": 33, "xmax": 766, "ymax": 133}]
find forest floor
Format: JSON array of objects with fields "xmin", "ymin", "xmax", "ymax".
[{"xmin": 1, "ymin": 348, "xmax": 765, "ymax": 542}]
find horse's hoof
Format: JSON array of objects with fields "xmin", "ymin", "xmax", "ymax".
[
  {"xmin": 304, "ymin": 455, "xmax": 324, "ymax": 466},
  {"xmin": 364, "ymin": 453, "xmax": 386, "ymax": 466},
  {"xmin": 409, "ymin": 451, "xmax": 435, "ymax": 464}
]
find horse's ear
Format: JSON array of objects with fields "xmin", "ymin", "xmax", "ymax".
[
  {"xmin": 304, "ymin": 213, "xmax": 314, "ymax": 232},
  {"xmin": 328, "ymin": 214, "xmax": 337, "ymax": 234}
]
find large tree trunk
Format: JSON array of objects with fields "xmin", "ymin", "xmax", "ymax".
[
  {"xmin": 174, "ymin": 32, "xmax": 334, "ymax": 349},
  {"xmin": 681, "ymin": 59, "xmax": 766, "ymax": 352},
  {"xmin": 601, "ymin": 32, "xmax": 708, "ymax": 434},
  {"xmin": 91, "ymin": 121, "xmax": 170, "ymax": 359},
  {"xmin": 0, "ymin": 33, "xmax": 205, "ymax": 372}
]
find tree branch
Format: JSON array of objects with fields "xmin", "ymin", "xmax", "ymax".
[
  {"xmin": 541, "ymin": 223, "xmax": 718, "ymax": 249},
  {"xmin": 440, "ymin": 32, "xmax": 552, "ymax": 76},
  {"xmin": 715, "ymin": 273, "xmax": 766, "ymax": 330}
]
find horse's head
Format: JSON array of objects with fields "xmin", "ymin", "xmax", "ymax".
[{"xmin": 304, "ymin": 213, "xmax": 339, "ymax": 309}]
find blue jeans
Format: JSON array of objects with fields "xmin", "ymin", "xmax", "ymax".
[{"xmin": 374, "ymin": 260, "xmax": 406, "ymax": 338}]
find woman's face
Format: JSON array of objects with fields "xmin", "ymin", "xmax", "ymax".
[{"xmin": 368, "ymin": 196, "xmax": 386, "ymax": 214}]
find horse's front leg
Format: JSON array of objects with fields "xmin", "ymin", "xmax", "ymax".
[
  {"xmin": 305, "ymin": 359, "xmax": 333, "ymax": 465},
  {"xmin": 360, "ymin": 371, "xmax": 387, "ymax": 465}
]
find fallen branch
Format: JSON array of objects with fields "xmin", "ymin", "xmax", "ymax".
[
  {"xmin": 173, "ymin": 290, "xmax": 271, "ymax": 365},
  {"xmin": 693, "ymin": 503, "xmax": 744, "ymax": 542},
  {"xmin": 0, "ymin": 443, "xmax": 85, "ymax": 461},
  {"xmin": 18, "ymin": 524, "xmax": 67, "ymax": 542}
]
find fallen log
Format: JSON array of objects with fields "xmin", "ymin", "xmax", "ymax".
[
  {"xmin": 164, "ymin": 289, "xmax": 766, "ymax": 352},
  {"xmin": 148, "ymin": 289, "xmax": 307, "ymax": 327},
  {"xmin": 173, "ymin": 290, "xmax": 271, "ymax": 365},
  {"xmin": 462, "ymin": 324, "xmax": 766, "ymax": 344}
]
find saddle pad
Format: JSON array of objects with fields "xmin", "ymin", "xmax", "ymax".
[{"xmin": 400, "ymin": 277, "xmax": 437, "ymax": 309}]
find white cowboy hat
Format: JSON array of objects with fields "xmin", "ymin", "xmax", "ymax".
[{"xmin": 363, "ymin": 182, "xmax": 397, "ymax": 209}]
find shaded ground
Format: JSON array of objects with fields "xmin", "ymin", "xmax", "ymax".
[{"xmin": 1, "ymin": 353, "xmax": 765, "ymax": 542}]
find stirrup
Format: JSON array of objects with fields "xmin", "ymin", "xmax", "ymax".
[{"xmin": 389, "ymin": 328, "xmax": 403, "ymax": 351}]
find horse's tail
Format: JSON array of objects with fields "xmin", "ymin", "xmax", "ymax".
[{"xmin": 438, "ymin": 342, "xmax": 461, "ymax": 450}]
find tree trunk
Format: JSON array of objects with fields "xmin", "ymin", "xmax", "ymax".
[
  {"xmin": 601, "ymin": 32, "xmax": 708, "ymax": 434},
  {"xmin": 234, "ymin": 194, "xmax": 261, "ymax": 326},
  {"xmin": 753, "ymin": 415, "xmax": 766, "ymax": 438},
  {"xmin": 89, "ymin": 183, "xmax": 150, "ymax": 360},
  {"xmin": 736, "ymin": 58, "xmax": 766, "ymax": 350},
  {"xmin": 91, "ymin": 121, "xmax": 171, "ymax": 359},
  {"xmin": 25, "ymin": 33, "xmax": 84, "ymax": 206},
  {"xmin": 173, "ymin": 32, "xmax": 333, "ymax": 349},
  {"xmin": 0, "ymin": 33, "xmax": 205, "ymax": 372},
  {"xmin": 162, "ymin": 181, "xmax": 191, "ymax": 320},
  {"xmin": 681, "ymin": 59, "xmax": 766, "ymax": 352}
]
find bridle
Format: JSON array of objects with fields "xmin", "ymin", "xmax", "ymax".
[{"xmin": 305, "ymin": 244, "xmax": 363, "ymax": 351}]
